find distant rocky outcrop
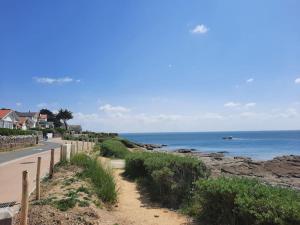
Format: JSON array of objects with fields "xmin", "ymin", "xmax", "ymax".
[{"xmin": 135, "ymin": 143, "xmax": 166, "ymax": 150}]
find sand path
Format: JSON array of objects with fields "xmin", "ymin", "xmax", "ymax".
[{"xmin": 112, "ymin": 169, "xmax": 193, "ymax": 225}]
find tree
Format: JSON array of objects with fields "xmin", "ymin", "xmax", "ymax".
[
  {"xmin": 39, "ymin": 108, "xmax": 62, "ymax": 128},
  {"xmin": 56, "ymin": 109, "xmax": 73, "ymax": 130}
]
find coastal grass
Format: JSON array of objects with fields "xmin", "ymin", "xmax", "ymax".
[
  {"xmin": 71, "ymin": 153, "xmax": 117, "ymax": 203},
  {"xmin": 188, "ymin": 177, "xmax": 300, "ymax": 225},
  {"xmin": 124, "ymin": 151, "xmax": 209, "ymax": 208},
  {"xmin": 100, "ymin": 138, "xmax": 131, "ymax": 159}
]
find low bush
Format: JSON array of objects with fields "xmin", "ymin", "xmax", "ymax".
[
  {"xmin": 124, "ymin": 151, "xmax": 209, "ymax": 208},
  {"xmin": 71, "ymin": 153, "xmax": 117, "ymax": 203},
  {"xmin": 100, "ymin": 139, "xmax": 130, "ymax": 158},
  {"xmin": 190, "ymin": 177, "xmax": 300, "ymax": 225},
  {"xmin": 63, "ymin": 132, "xmax": 118, "ymax": 142},
  {"xmin": 93, "ymin": 143, "xmax": 101, "ymax": 153},
  {"xmin": 0, "ymin": 128, "xmax": 34, "ymax": 136},
  {"xmin": 115, "ymin": 137, "xmax": 137, "ymax": 148}
]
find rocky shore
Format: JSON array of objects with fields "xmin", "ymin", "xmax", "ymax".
[
  {"xmin": 191, "ymin": 153, "xmax": 300, "ymax": 190},
  {"xmin": 135, "ymin": 142, "xmax": 300, "ymax": 190}
]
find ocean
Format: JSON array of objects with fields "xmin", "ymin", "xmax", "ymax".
[{"xmin": 121, "ymin": 130, "xmax": 300, "ymax": 160}]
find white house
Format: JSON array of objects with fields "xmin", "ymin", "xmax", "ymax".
[
  {"xmin": 18, "ymin": 117, "xmax": 35, "ymax": 130},
  {"xmin": 0, "ymin": 109, "xmax": 19, "ymax": 129},
  {"xmin": 16, "ymin": 111, "xmax": 39, "ymax": 128}
]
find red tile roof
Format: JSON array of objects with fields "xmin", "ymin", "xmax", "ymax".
[{"xmin": 0, "ymin": 109, "xmax": 12, "ymax": 119}]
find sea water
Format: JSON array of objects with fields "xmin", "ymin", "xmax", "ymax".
[{"xmin": 121, "ymin": 130, "xmax": 300, "ymax": 160}]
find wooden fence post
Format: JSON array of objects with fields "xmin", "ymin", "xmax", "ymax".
[
  {"xmin": 62, "ymin": 145, "xmax": 66, "ymax": 161},
  {"xmin": 70, "ymin": 142, "xmax": 75, "ymax": 158},
  {"xmin": 82, "ymin": 141, "xmax": 85, "ymax": 152},
  {"xmin": 36, "ymin": 157, "xmax": 41, "ymax": 200},
  {"xmin": 60, "ymin": 145, "xmax": 63, "ymax": 162},
  {"xmin": 76, "ymin": 141, "xmax": 79, "ymax": 153},
  {"xmin": 20, "ymin": 170, "xmax": 29, "ymax": 225},
  {"xmin": 49, "ymin": 149, "xmax": 54, "ymax": 178}
]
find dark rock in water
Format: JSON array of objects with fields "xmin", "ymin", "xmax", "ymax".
[
  {"xmin": 175, "ymin": 148, "xmax": 199, "ymax": 153},
  {"xmin": 162, "ymin": 144, "xmax": 168, "ymax": 147},
  {"xmin": 176, "ymin": 149, "xmax": 192, "ymax": 153},
  {"xmin": 218, "ymin": 151, "xmax": 229, "ymax": 154},
  {"xmin": 137, "ymin": 143, "xmax": 164, "ymax": 150},
  {"xmin": 222, "ymin": 136, "xmax": 233, "ymax": 140}
]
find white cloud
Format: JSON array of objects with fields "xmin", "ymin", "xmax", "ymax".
[
  {"xmin": 245, "ymin": 102, "xmax": 256, "ymax": 108},
  {"xmin": 99, "ymin": 104, "xmax": 130, "ymax": 114},
  {"xmin": 201, "ymin": 113, "xmax": 224, "ymax": 120},
  {"xmin": 295, "ymin": 78, "xmax": 300, "ymax": 84},
  {"xmin": 191, "ymin": 24, "xmax": 208, "ymax": 34},
  {"xmin": 279, "ymin": 108, "xmax": 299, "ymax": 118},
  {"xmin": 36, "ymin": 102, "xmax": 59, "ymax": 109},
  {"xmin": 150, "ymin": 97, "xmax": 170, "ymax": 103},
  {"xmin": 224, "ymin": 102, "xmax": 241, "ymax": 108},
  {"xmin": 74, "ymin": 112, "xmax": 102, "ymax": 122},
  {"xmin": 246, "ymin": 78, "xmax": 254, "ymax": 83},
  {"xmin": 16, "ymin": 102, "xmax": 22, "ymax": 106},
  {"xmin": 34, "ymin": 76, "xmax": 78, "ymax": 85},
  {"xmin": 240, "ymin": 112, "xmax": 258, "ymax": 118},
  {"xmin": 37, "ymin": 103, "xmax": 48, "ymax": 108},
  {"xmin": 224, "ymin": 102, "xmax": 256, "ymax": 109},
  {"xmin": 71, "ymin": 106, "xmax": 300, "ymax": 132}
]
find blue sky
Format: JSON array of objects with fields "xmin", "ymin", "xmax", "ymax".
[{"xmin": 0, "ymin": 0, "xmax": 300, "ymax": 132}]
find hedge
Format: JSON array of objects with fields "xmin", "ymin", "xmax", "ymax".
[
  {"xmin": 124, "ymin": 151, "xmax": 209, "ymax": 208},
  {"xmin": 0, "ymin": 128, "xmax": 34, "ymax": 136},
  {"xmin": 190, "ymin": 177, "xmax": 300, "ymax": 225},
  {"xmin": 100, "ymin": 139, "xmax": 130, "ymax": 158},
  {"xmin": 63, "ymin": 132, "xmax": 117, "ymax": 143}
]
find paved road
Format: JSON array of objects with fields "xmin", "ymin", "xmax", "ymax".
[{"xmin": 0, "ymin": 141, "xmax": 61, "ymax": 165}]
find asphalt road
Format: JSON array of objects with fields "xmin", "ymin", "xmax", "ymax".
[{"xmin": 0, "ymin": 141, "xmax": 61, "ymax": 165}]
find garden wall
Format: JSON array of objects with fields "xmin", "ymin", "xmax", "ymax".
[{"xmin": 0, "ymin": 135, "xmax": 38, "ymax": 152}]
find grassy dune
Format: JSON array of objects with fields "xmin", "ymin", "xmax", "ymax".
[{"xmin": 71, "ymin": 153, "xmax": 117, "ymax": 203}]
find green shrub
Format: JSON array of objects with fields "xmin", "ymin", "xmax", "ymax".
[
  {"xmin": 115, "ymin": 137, "xmax": 137, "ymax": 148},
  {"xmin": 93, "ymin": 143, "xmax": 101, "ymax": 153},
  {"xmin": 63, "ymin": 131, "xmax": 118, "ymax": 142},
  {"xmin": 0, "ymin": 128, "xmax": 34, "ymax": 136},
  {"xmin": 71, "ymin": 153, "xmax": 117, "ymax": 203},
  {"xmin": 54, "ymin": 197, "xmax": 77, "ymax": 211},
  {"xmin": 125, "ymin": 151, "xmax": 209, "ymax": 208},
  {"xmin": 100, "ymin": 139, "xmax": 130, "ymax": 158},
  {"xmin": 191, "ymin": 177, "xmax": 300, "ymax": 225}
]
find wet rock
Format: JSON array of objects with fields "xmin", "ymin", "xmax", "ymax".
[
  {"xmin": 176, "ymin": 149, "xmax": 192, "ymax": 153},
  {"xmin": 175, "ymin": 148, "xmax": 198, "ymax": 153},
  {"xmin": 199, "ymin": 154, "xmax": 300, "ymax": 189},
  {"xmin": 234, "ymin": 156, "xmax": 252, "ymax": 162}
]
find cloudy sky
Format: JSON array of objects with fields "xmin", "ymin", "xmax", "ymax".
[{"xmin": 0, "ymin": 0, "xmax": 300, "ymax": 132}]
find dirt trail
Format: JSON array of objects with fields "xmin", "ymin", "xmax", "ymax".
[{"xmin": 112, "ymin": 169, "xmax": 193, "ymax": 225}]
